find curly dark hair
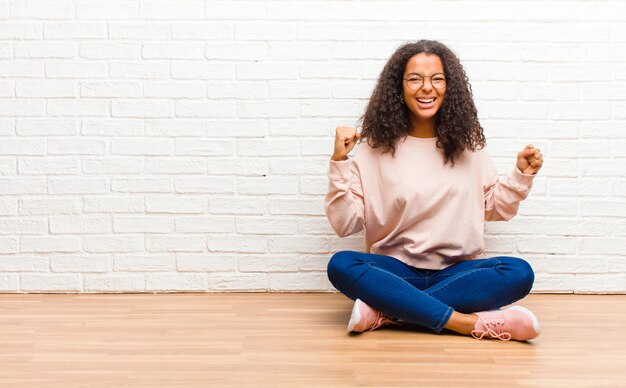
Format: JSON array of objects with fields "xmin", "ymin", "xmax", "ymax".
[{"xmin": 356, "ymin": 40, "xmax": 486, "ymax": 166}]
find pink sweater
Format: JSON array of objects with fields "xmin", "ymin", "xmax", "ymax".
[{"xmin": 324, "ymin": 135, "xmax": 536, "ymax": 270}]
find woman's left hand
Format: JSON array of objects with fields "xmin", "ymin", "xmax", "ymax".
[{"xmin": 516, "ymin": 144, "xmax": 543, "ymax": 175}]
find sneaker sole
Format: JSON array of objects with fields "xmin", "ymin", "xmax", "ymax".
[
  {"xmin": 347, "ymin": 299, "xmax": 362, "ymax": 332},
  {"xmin": 507, "ymin": 305, "xmax": 542, "ymax": 335}
]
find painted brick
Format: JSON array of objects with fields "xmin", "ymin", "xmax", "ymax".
[{"xmin": 0, "ymin": 1, "xmax": 623, "ymax": 294}]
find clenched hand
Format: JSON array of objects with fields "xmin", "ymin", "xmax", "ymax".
[{"xmin": 516, "ymin": 144, "xmax": 543, "ymax": 175}]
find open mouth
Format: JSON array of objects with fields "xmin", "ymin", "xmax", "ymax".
[{"xmin": 416, "ymin": 97, "xmax": 436, "ymax": 108}]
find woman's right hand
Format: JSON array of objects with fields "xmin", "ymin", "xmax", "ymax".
[{"xmin": 331, "ymin": 126, "xmax": 360, "ymax": 161}]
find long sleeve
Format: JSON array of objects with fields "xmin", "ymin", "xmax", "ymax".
[
  {"xmin": 483, "ymin": 154, "xmax": 535, "ymax": 221},
  {"xmin": 324, "ymin": 158, "xmax": 365, "ymax": 237}
]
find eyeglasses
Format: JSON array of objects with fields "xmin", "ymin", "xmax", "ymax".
[{"xmin": 403, "ymin": 72, "xmax": 446, "ymax": 91}]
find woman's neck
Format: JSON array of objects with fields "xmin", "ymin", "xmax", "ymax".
[{"xmin": 408, "ymin": 117, "xmax": 437, "ymax": 138}]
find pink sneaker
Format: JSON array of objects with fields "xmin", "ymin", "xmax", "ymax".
[
  {"xmin": 471, "ymin": 306, "xmax": 541, "ymax": 341},
  {"xmin": 347, "ymin": 298, "xmax": 401, "ymax": 333}
]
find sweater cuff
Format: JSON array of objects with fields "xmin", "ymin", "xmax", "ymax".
[
  {"xmin": 328, "ymin": 158, "xmax": 352, "ymax": 180},
  {"xmin": 509, "ymin": 166, "xmax": 535, "ymax": 192}
]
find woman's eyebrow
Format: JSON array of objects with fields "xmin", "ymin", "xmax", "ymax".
[{"xmin": 405, "ymin": 72, "xmax": 444, "ymax": 76}]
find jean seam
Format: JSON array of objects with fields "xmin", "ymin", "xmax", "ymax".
[
  {"xmin": 358, "ymin": 262, "xmax": 420, "ymax": 293},
  {"xmin": 434, "ymin": 306, "xmax": 453, "ymax": 333},
  {"xmin": 426, "ymin": 259, "xmax": 503, "ymax": 297},
  {"xmin": 364, "ymin": 260, "xmax": 428, "ymax": 279},
  {"xmin": 439, "ymin": 258, "xmax": 502, "ymax": 276},
  {"xmin": 426, "ymin": 267, "xmax": 492, "ymax": 297}
]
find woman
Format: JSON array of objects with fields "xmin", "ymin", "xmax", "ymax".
[{"xmin": 325, "ymin": 40, "xmax": 544, "ymax": 342}]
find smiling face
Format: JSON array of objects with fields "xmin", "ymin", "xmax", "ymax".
[{"xmin": 402, "ymin": 53, "xmax": 447, "ymax": 125}]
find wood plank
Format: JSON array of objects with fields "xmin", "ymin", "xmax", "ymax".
[{"xmin": 0, "ymin": 293, "xmax": 625, "ymax": 387}]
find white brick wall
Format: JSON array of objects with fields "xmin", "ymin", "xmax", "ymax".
[{"xmin": 0, "ymin": 0, "xmax": 625, "ymax": 293}]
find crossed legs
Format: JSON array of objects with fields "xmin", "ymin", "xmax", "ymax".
[{"xmin": 327, "ymin": 251, "xmax": 535, "ymax": 335}]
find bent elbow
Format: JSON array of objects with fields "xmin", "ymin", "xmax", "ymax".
[
  {"xmin": 334, "ymin": 228, "xmax": 350, "ymax": 238},
  {"xmin": 325, "ymin": 213, "xmax": 363, "ymax": 237},
  {"xmin": 327, "ymin": 217, "xmax": 355, "ymax": 237}
]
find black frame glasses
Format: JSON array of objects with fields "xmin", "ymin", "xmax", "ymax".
[{"xmin": 403, "ymin": 72, "xmax": 447, "ymax": 91}]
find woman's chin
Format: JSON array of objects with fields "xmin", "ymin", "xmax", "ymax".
[{"xmin": 411, "ymin": 111, "xmax": 438, "ymax": 120}]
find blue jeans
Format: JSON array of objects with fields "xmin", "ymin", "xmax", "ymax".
[{"xmin": 327, "ymin": 251, "xmax": 535, "ymax": 334}]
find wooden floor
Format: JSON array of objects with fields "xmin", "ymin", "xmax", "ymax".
[{"xmin": 1, "ymin": 293, "xmax": 625, "ymax": 387}]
